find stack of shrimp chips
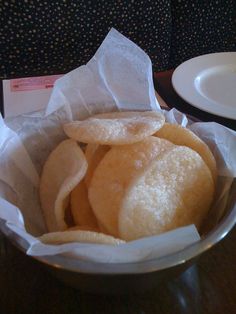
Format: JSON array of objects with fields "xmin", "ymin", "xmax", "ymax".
[{"xmin": 39, "ymin": 111, "xmax": 216, "ymax": 245}]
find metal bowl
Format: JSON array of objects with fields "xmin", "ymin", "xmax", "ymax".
[{"xmin": 1, "ymin": 179, "xmax": 235, "ymax": 294}]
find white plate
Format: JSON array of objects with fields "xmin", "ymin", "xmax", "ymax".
[{"xmin": 172, "ymin": 52, "xmax": 236, "ymax": 120}]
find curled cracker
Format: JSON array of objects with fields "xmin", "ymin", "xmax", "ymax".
[{"xmin": 40, "ymin": 139, "xmax": 87, "ymax": 232}]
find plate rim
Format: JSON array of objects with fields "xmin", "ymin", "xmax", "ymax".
[{"xmin": 172, "ymin": 52, "xmax": 236, "ymax": 120}]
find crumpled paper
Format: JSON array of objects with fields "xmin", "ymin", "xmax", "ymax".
[{"xmin": 0, "ymin": 28, "xmax": 235, "ymax": 263}]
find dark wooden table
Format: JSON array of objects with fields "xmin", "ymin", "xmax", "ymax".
[{"xmin": 0, "ymin": 71, "xmax": 236, "ymax": 314}]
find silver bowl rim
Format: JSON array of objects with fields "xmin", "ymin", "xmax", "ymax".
[
  {"xmin": 1, "ymin": 178, "xmax": 235, "ymax": 276},
  {"xmin": 27, "ymin": 180, "xmax": 235, "ymax": 275},
  {"xmin": 0, "ymin": 109, "xmax": 235, "ymax": 276}
]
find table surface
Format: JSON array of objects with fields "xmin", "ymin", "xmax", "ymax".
[{"xmin": 0, "ymin": 70, "xmax": 236, "ymax": 314}]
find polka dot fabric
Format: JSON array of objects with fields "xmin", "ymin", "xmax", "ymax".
[
  {"xmin": 1, "ymin": 1, "xmax": 235, "ymax": 78},
  {"xmin": 169, "ymin": 0, "xmax": 236, "ymax": 67},
  {"xmin": 1, "ymin": 0, "xmax": 171, "ymax": 77}
]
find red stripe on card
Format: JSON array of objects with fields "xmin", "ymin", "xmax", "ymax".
[{"xmin": 10, "ymin": 74, "xmax": 63, "ymax": 92}]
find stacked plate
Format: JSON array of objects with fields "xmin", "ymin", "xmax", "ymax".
[{"xmin": 172, "ymin": 52, "xmax": 236, "ymax": 120}]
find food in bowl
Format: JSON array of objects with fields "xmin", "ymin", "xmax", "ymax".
[{"xmin": 39, "ymin": 111, "xmax": 216, "ymax": 245}]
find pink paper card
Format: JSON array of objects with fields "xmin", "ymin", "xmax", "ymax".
[
  {"xmin": 3, "ymin": 74, "xmax": 63, "ymax": 117},
  {"xmin": 10, "ymin": 75, "xmax": 62, "ymax": 92}
]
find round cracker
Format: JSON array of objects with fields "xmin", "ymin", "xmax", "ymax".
[
  {"xmin": 63, "ymin": 111, "xmax": 165, "ymax": 145},
  {"xmin": 119, "ymin": 146, "xmax": 214, "ymax": 241},
  {"xmin": 154, "ymin": 123, "xmax": 217, "ymax": 183},
  {"xmin": 39, "ymin": 230, "xmax": 125, "ymax": 245},
  {"xmin": 84, "ymin": 144, "xmax": 110, "ymax": 187},
  {"xmin": 40, "ymin": 139, "xmax": 87, "ymax": 232},
  {"xmin": 70, "ymin": 180, "xmax": 98, "ymax": 228},
  {"xmin": 88, "ymin": 136, "xmax": 174, "ymax": 237}
]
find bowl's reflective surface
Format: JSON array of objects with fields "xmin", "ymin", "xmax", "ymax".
[{"xmin": 0, "ymin": 179, "xmax": 235, "ymax": 293}]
